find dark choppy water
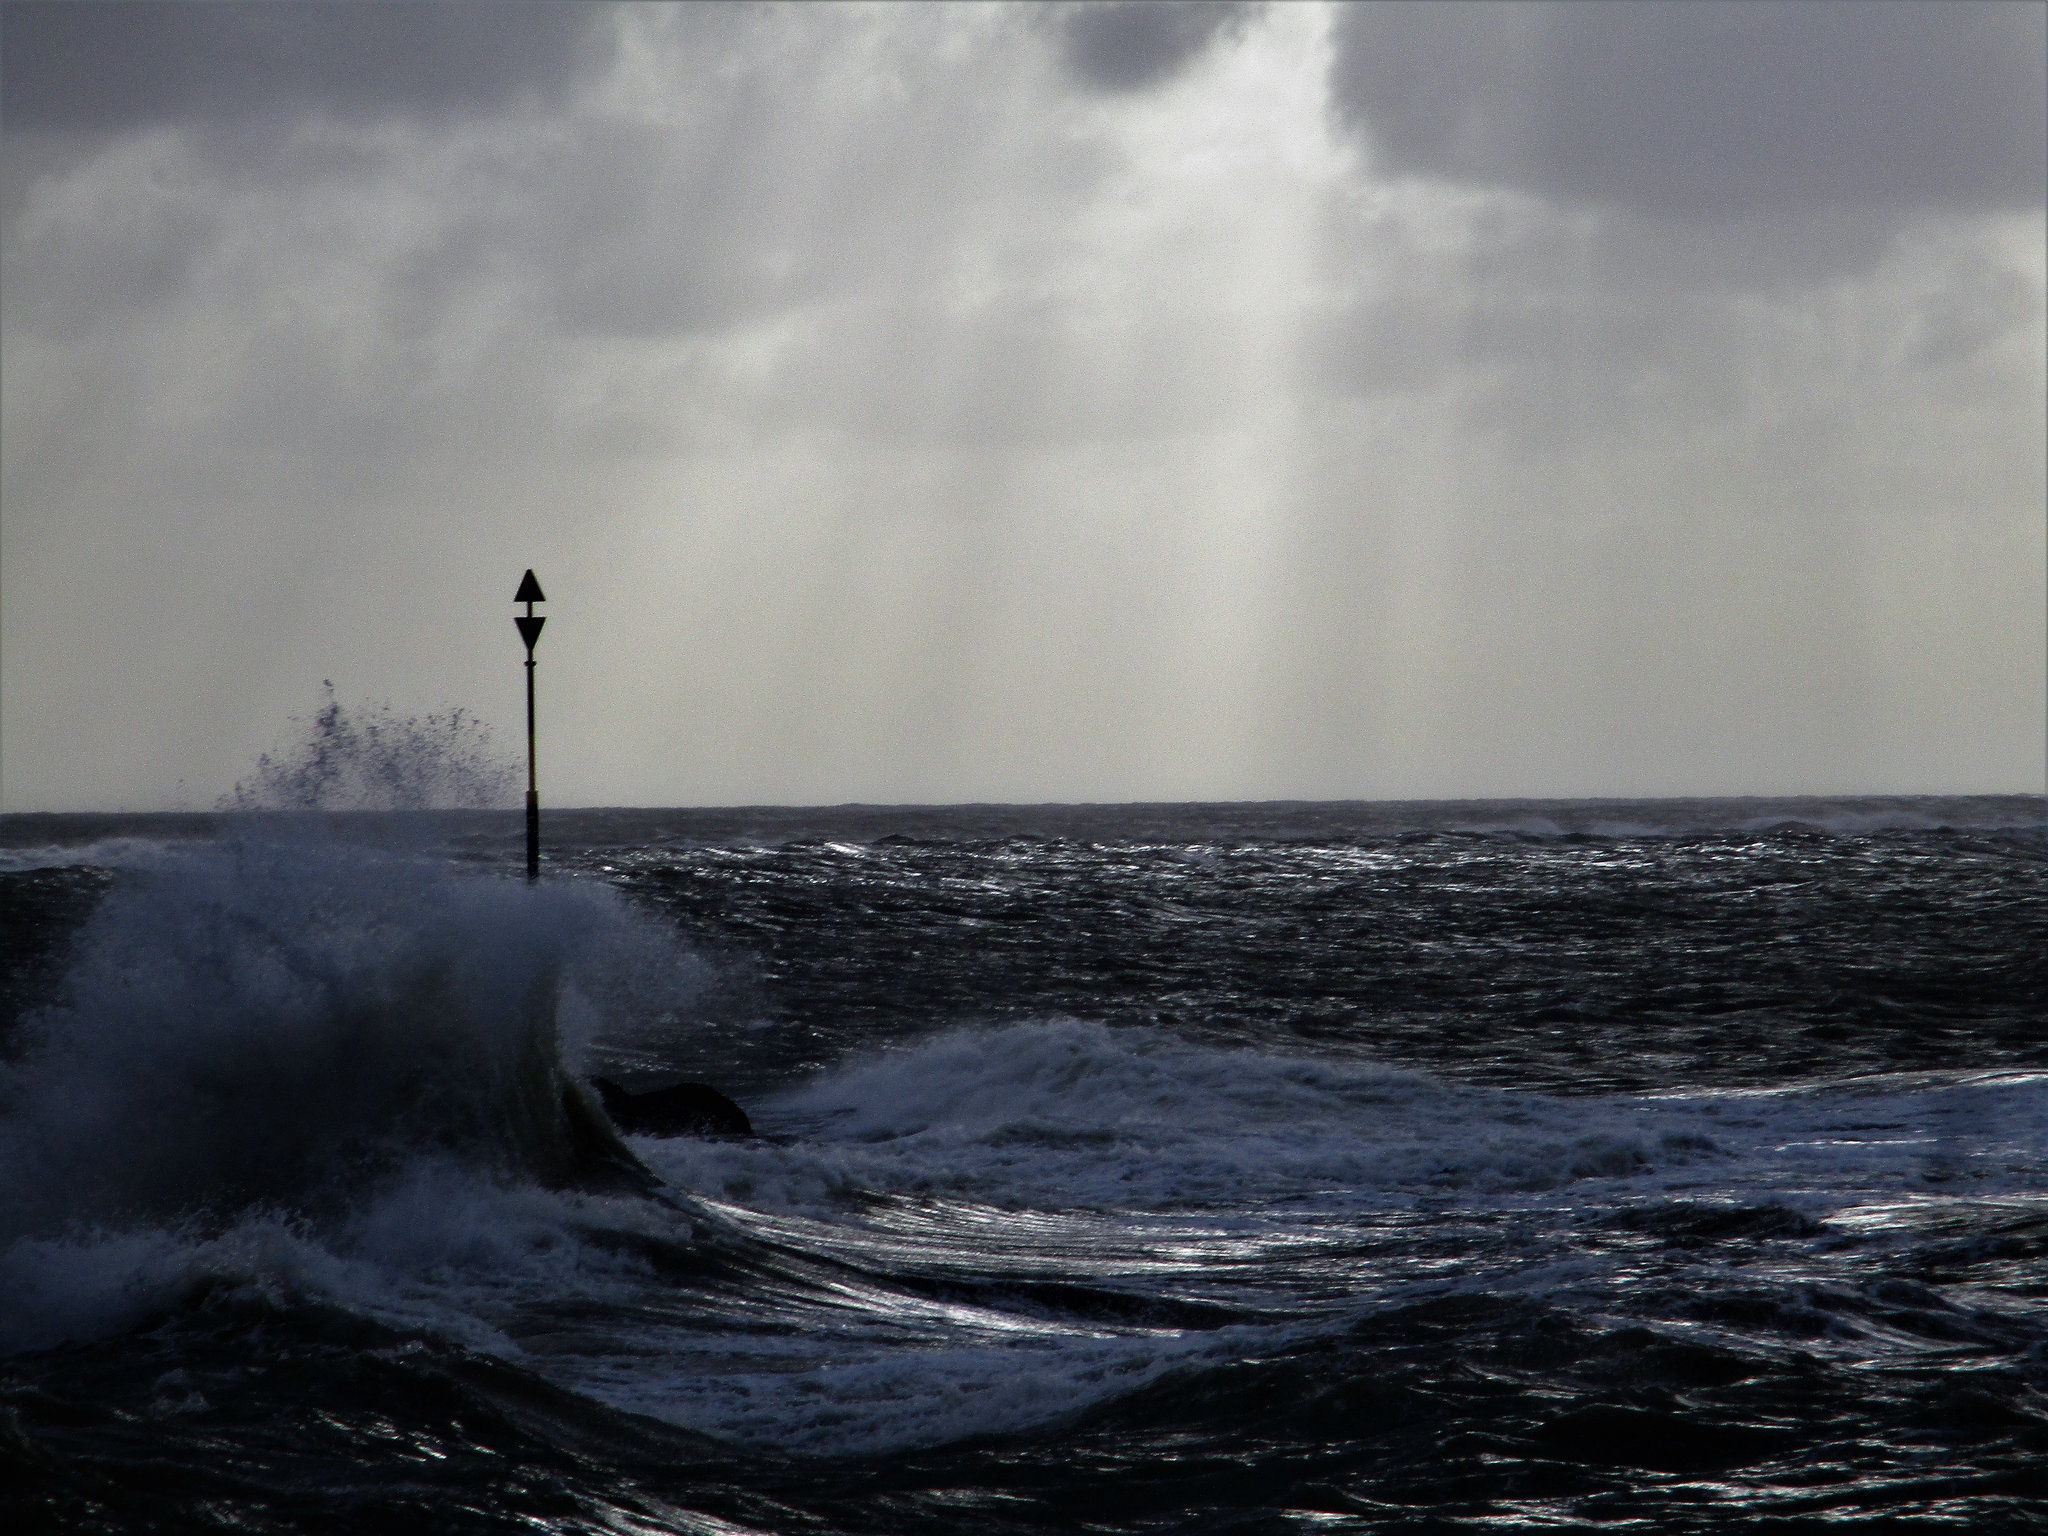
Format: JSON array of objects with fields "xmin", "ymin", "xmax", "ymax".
[{"xmin": 2, "ymin": 797, "xmax": 2044, "ymax": 1532}]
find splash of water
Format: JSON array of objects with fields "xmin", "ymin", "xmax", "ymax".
[
  {"xmin": 225, "ymin": 684, "xmax": 518, "ymax": 813},
  {"xmin": 0, "ymin": 841, "xmax": 678, "ymax": 1242},
  {"xmin": 0, "ymin": 697, "xmax": 708, "ymax": 1248}
]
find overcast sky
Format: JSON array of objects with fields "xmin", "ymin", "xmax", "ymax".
[{"xmin": 3, "ymin": 0, "xmax": 2043, "ymax": 810}]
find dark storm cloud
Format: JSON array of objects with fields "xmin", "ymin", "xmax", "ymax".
[
  {"xmin": 1056, "ymin": 0, "xmax": 1259, "ymax": 92},
  {"xmin": 1330, "ymin": 1, "xmax": 2046, "ymax": 217},
  {"xmin": 0, "ymin": 0, "xmax": 611, "ymax": 131}
]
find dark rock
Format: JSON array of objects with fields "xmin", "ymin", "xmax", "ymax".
[{"xmin": 592, "ymin": 1078, "xmax": 753, "ymax": 1139}]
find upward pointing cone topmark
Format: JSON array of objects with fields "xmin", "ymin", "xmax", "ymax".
[{"xmin": 515, "ymin": 571, "xmax": 545, "ymax": 882}]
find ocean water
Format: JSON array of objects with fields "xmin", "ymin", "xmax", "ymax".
[{"xmin": 1, "ymin": 796, "xmax": 2043, "ymax": 1533}]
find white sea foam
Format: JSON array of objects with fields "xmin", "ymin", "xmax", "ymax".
[{"xmin": 566, "ymin": 1023, "xmax": 2048, "ymax": 1450}]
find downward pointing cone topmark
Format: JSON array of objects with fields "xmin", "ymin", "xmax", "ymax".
[{"xmin": 516, "ymin": 570, "xmax": 545, "ymax": 881}]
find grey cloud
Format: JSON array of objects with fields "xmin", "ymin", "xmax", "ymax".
[
  {"xmin": 521, "ymin": 118, "xmax": 800, "ymax": 339},
  {"xmin": 1330, "ymin": 1, "xmax": 2046, "ymax": 217},
  {"xmin": 1309, "ymin": 287, "xmax": 1748, "ymax": 442},
  {"xmin": 1576, "ymin": 208, "xmax": 1905, "ymax": 295},
  {"xmin": 1056, "ymin": 1, "xmax": 1260, "ymax": 92},
  {"xmin": 0, "ymin": 0, "xmax": 612, "ymax": 131},
  {"xmin": 753, "ymin": 298, "xmax": 1244, "ymax": 448},
  {"xmin": 3, "ymin": 12, "xmax": 894, "ymax": 350},
  {"xmin": 0, "ymin": 0, "xmax": 1167, "ymax": 512},
  {"xmin": 1901, "ymin": 245, "xmax": 2043, "ymax": 373},
  {"xmin": 1307, "ymin": 189, "xmax": 2043, "ymax": 450},
  {"xmin": 1311, "ymin": 3, "xmax": 2046, "ymax": 439},
  {"xmin": 1, "ymin": 165, "xmax": 215, "ymax": 335},
  {"xmin": 521, "ymin": 9, "xmax": 1119, "ymax": 343}
]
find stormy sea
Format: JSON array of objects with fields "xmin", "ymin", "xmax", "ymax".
[{"xmin": 2, "ymin": 795, "xmax": 2044, "ymax": 1533}]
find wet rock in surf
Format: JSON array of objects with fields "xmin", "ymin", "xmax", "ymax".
[{"xmin": 593, "ymin": 1078, "xmax": 753, "ymax": 1139}]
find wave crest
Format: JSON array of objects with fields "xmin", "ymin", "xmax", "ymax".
[{"xmin": 0, "ymin": 839, "xmax": 688, "ymax": 1245}]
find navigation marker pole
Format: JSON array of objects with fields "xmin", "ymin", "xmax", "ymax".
[{"xmin": 515, "ymin": 569, "xmax": 547, "ymax": 882}]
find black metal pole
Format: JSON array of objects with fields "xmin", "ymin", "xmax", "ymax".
[
  {"xmin": 514, "ymin": 570, "xmax": 546, "ymax": 883},
  {"xmin": 525, "ymin": 651, "xmax": 539, "ymax": 882}
]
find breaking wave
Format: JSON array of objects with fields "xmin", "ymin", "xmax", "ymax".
[{"xmin": 0, "ymin": 823, "xmax": 739, "ymax": 1356}]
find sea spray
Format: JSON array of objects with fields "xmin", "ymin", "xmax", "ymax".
[
  {"xmin": 225, "ymin": 685, "xmax": 517, "ymax": 815},
  {"xmin": 0, "ymin": 694, "xmax": 717, "ymax": 1245},
  {"xmin": 2, "ymin": 841, "xmax": 589, "ymax": 1239}
]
